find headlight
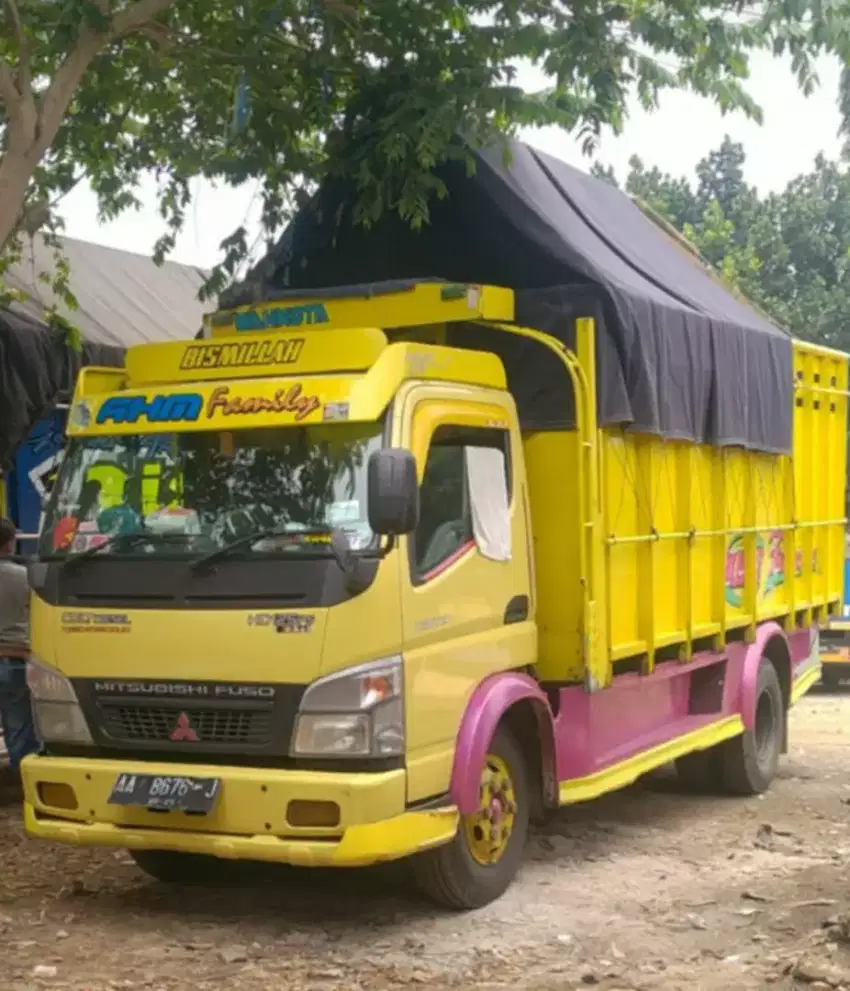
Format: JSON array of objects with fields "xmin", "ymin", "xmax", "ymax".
[
  {"xmin": 27, "ymin": 658, "xmax": 93, "ymax": 745},
  {"xmin": 292, "ymin": 656, "xmax": 404, "ymax": 759}
]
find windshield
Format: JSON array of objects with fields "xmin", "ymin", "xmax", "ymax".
[{"xmin": 39, "ymin": 422, "xmax": 383, "ymax": 560}]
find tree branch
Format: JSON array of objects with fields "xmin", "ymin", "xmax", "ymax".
[
  {"xmin": 37, "ymin": 27, "xmax": 106, "ymax": 146},
  {"xmin": 0, "ymin": 56, "xmax": 17, "ymax": 109},
  {"xmin": 37, "ymin": 0, "xmax": 176, "ymax": 143},
  {"xmin": 111, "ymin": 0, "xmax": 175, "ymax": 38},
  {"xmin": 3, "ymin": 0, "xmax": 31, "ymax": 94}
]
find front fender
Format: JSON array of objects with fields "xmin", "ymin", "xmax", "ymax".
[{"xmin": 450, "ymin": 671, "xmax": 557, "ymax": 816}]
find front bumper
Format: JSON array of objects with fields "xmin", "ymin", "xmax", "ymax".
[{"xmin": 21, "ymin": 755, "xmax": 457, "ymax": 867}]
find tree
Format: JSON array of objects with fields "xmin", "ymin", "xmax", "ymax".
[
  {"xmin": 760, "ymin": 154, "xmax": 850, "ymax": 349},
  {"xmin": 1, "ymin": 0, "xmax": 845, "ymax": 298},
  {"xmin": 594, "ymin": 155, "xmax": 702, "ymax": 230},
  {"xmin": 598, "ymin": 139, "xmax": 850, "ymax": 351}
]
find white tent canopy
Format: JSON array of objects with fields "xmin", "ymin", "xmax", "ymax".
[{"xmin": 5, "ymin": 235, "xmax": 212, "ymax": 346}]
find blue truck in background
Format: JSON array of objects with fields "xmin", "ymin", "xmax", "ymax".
[
  {"xmin": 819, "ymin": 534, "xmax": 850, "ymax": 688},
  {"xmin": 0, "ymin": 409, "xmax": 66, "ymax": 556}
]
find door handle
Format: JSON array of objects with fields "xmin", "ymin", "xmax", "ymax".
[{"xmin": 503, "ymin": 595, "xmax": 529, "ymax": 625}]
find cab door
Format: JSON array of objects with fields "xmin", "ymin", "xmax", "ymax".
[{"xmin": 398, "ymin": 384, "xmax": 536, "ymax": 804}]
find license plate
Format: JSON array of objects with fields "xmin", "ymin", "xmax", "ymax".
[{"xmin": 107, "ymin": 773, "xmax": 221, "ymax": 813}]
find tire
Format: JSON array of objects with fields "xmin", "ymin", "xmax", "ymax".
[
  {"xmin": 129, "ymin": 849, "xmax": 238, "ymax": 885},
  {"xmin": 410, "ymin": 727, "xmax": 530, "ymax": 910},
  {"xmin": 675, "ymin": 747, "xmax": 723, "ymax": 793},
  {"xmin": 720, "ymin": 659, "xmax": 784, "ymax": 796},
  {"xmin": 821, "ymin": 667, "xmax": 842, "ymax": 691}
]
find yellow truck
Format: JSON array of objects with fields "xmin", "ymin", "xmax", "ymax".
[
  {"xmin": 19, "ymin": 276, "xmax": 847, "ymax": 909},
  {"xmin": 15, "ymin": 133, "xmax": 850, "ymax": 910}
]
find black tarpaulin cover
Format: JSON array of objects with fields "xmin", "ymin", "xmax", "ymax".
[
  {"xmin": 221, "ymin": 139, "xmax": 793, "ymax": 454},
  {"xmin": 0, "ymin": 307, "xmax": 124, "ymax": 467}
]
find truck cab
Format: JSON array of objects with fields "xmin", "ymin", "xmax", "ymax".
[{"xmin": 23, "ymin": 283, "xmax": 542, "ymax": 907}]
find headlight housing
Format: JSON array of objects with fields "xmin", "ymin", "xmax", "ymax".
[
  {"xmin": 27, "ymin": 658, "xmax": 93, "ymax": 745},
  {"xmin": 291, "ymin": 656, "xmax": 404, "ymax": 759}
]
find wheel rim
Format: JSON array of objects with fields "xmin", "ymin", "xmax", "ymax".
[
  {"xmin": 463, "ymin": 753, "xmax": 517, "ymax": 866},
  {"xmin": 754, "ymin": 689, "xmax": 777, "ymax": 768}
]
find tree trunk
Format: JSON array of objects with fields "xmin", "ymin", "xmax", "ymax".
[
  {"xmin": 0, "ymin": 27, "xmax": 105, "ymax": 255},
  {"xmin": 0, "ymin": 140, "xmax": 41, "ymax": 251},
  {"xmin": 0, "ymin": 0, "xmax": 175, "ymax": 256}
]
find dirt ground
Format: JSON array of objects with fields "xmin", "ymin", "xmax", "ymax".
[{"xmin": 5, "ymin": 692, "xmax": 850, "ymax": 991}]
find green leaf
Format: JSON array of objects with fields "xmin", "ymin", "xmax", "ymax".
[{"xmin": 1, "ymin": 0, "xmax": 849, "ymax": 306}]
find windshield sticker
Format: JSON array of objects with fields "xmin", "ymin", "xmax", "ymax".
[
  {"xmin": 327, "ymin": 500, "xmax": 361, "ymax": 524},
  {"xmin": 179, "ymin": 338, "xmax": 305, "ymax": 371},
  {"xmin": 322, "ymin": 402, "xmax": 350, "ymax": 422},
  {"xmin": 69, "ymin": 525, "xmax": 109, "ymax": 553},
  {"xmin": 234, "ymin": 304, "xmax": 328, "ymax": 332},
  {"xmin": 52, "ymin": 516, "xmax": 79, "ymax": 550},
  {"xmin": 69, "ymin": 400, "xmax": 92, "ymax": 429},
  {"xmin": 246, "ymin": 613, "xmax": 316, "ymax": 633},
  {"xmin": 145, "ymin": 507, "xmax": 202, "ymax": 535},
  {"xmin": 97, "ymin": 393, "xmax": 203, "ymax": 426},
  {"xmin": 206, "ymin": 384, "xmax": 320, "ymax": 421},
  {"xmin": 61, "ymin": 611, "xmax": 132, "ymax": 634}
]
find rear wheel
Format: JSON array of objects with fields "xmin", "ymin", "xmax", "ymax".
[
  {"xmin": 410, "ymin": 727, "xmax": 529, "ymax": 910},
  {"xmin": 675, "ymin": 747, "xmax": 723, "ymax": 793},
  {"xmin": 720, "ymin": 659, "xmax": 784, "ymax": 795},
  {"xmin": 129, "ymin": 849, "xmax": 239, "ymax": 885},
  {"xmin": 821, "ymin": 667, "xmax": 842, "ymax": 691}
]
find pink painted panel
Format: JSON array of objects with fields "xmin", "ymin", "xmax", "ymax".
[
  {"xmin": 449, "ymin": 623, "xmax": 815, "ymax": 794},
  {"xmin": 552, "ymin": 628, "xmax": 791, "ymax": 781},
  {"xmin": 554, "ymin": 661, "xmax": 688, "ymax": 778}
]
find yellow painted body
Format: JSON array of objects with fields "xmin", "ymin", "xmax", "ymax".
[
  {"xmin": 528, "ymin": 335, "xmax": 848, "ymax": 685},
  {"xmin": 23, "ymin": 283, "xmax": 849, "ymax": 869}
]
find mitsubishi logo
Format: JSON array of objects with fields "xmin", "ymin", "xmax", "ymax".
[{"xmin": 170, "ymin": 712, "xmax": 199, "ymax": 742}]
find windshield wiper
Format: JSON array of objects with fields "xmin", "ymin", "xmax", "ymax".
[
  {"xmin": 190, "ymin": 524, "xmax": 370, "ymax": 592},
  {"xmin": 190, "ymin": 526, "xmax": 293, "ymax": 573},
  {"xmin": 60, "ymin": 531, "xmax": 188, "ymax": 572}
]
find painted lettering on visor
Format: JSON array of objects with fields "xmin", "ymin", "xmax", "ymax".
[
  {"xmin": 205, "ymin": 384, "xmax": 320, "ymax": 422},
  {"xmin": 179, "ymin": 338, "xmax": 305, "ymax": 371},
  {"xmin": 234, "ymin": 303, "xmax": 328, "ymax": 332},
  {"xmin": 96, "ymin": 393, "xmax": 203, "ymax": 426}
]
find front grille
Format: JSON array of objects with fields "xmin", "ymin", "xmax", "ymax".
[{"xmin": 97, "ymin": 703, "xmax": 273, "ymax": 745}]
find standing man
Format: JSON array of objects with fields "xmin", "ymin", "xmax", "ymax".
[{"xmin": 0, "ymin": 517, "xmax": 38, "ymax": 799}]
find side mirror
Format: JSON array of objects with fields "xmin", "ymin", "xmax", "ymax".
[{"xmin": 367, "ymin": 448, "xmax": 419, "ymax": 536}]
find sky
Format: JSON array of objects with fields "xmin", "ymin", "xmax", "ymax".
[{"xmin": 56, "ymin": 51, "xmax": 845, "ymax": 274}]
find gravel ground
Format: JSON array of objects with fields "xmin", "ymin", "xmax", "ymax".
[{"xmin": 4, "ymin": 690, "xmax": 850, "ymax": 991}]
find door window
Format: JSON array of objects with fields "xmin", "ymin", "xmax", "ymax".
[{"xmin": 411, "ymin": 425, "xmax": 510, "ymax": 583}]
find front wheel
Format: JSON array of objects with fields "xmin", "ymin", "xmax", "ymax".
[
  {"xmin": 129, "ymin": 849, "xmax": 239, "ymax": 885},
  {"xmin": 410, "ymin": 727, "xmax": 529, "ymax": 910},
  {"xmin": 675, "ymin": 747, "xmax": 723, "ymax": 793}
]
